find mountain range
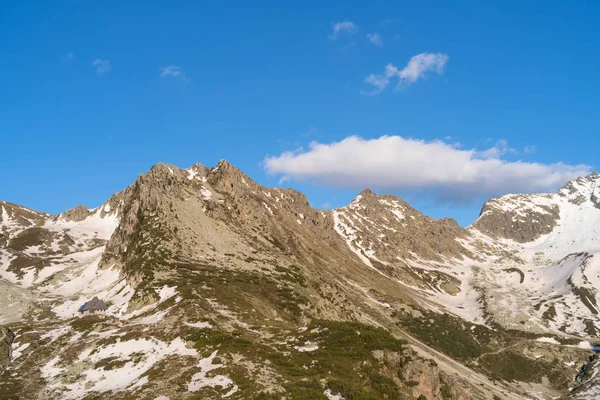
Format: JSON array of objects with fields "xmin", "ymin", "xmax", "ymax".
[{"xmin": 1, "ymin": 161, "xmax": 600, "ymax": 400}]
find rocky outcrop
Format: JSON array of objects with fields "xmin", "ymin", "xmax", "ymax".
[
  {"xmin": 333, "ymin": 188, "xmax": 472, "ymax": 269},
  {"xmin": 0, "ymin": 326, "xmax": 15, "ymax": 375},
  {"xmin": 472, "ymin": 195, "xmax": 560, "ymax": 243},
  {"xmin": 57, "ymin": 205, "xmax": 90, "ymax": 222}
]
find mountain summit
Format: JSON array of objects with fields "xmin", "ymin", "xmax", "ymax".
[{"xmin": 1, "ymin": 162, "xmax": 600, "ymax": 399}]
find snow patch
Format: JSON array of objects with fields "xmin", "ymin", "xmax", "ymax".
[
  {"xmin": 11, "ymin": 342, "xmax": 30, "ymax": 360},
  {"xmin": 185, "ymin": 321, "xmax": 213, "ymax": 329},
  {"xmin": 536, "ymin": 337, "xmax": 561, "ymax": 345},
  {"xmin": 325, "ymin": 389, "xmax": 345, "ymax": 400},
  {"xmin": 187, "ymin": 350, "xmax": 238, "ymax": 396}
]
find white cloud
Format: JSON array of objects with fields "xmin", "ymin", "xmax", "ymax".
[
  {"xmin": 361, "ymin": 74, "xmax": 389, "ymax": 95},
  {"xmin": 63, "ymin": 52, "xmax": 75, "ymax": 62},
  {"xmin": 477, "ymin": 139, "xmax": 516, "ymax": 159},
  {"xmin": 366, "ymin": 33, "xmax": 383, "ymax": 47},
  {"xmin": 159, "ymin": 65, "xmax": 190, "ymax": 83},
  {"xmin": 160, "ymin": 65, "xmax": 181, "ymax": 77},
  {"xmin": 524, "ymin": 145, "xmax": 537, "ymax": 154},
  {"xmin": 398, "ymin": 52, "xmax": 448, "ymax": 83},
  {"xmin": 263, "ymin": 135, "xmax": 592, "ymax": 203},
  {"xmin": 92, "ymin": 59, "xmax": 111, "ymax": 75},
  {"xmin": 330, "ymin": 21, "xmax": 356, "ymax": 40},
  {"xmin": 363, "ymin": 52, "xmax": 448, "ymax": 94}
]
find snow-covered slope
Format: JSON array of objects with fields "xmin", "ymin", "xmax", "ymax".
[
  {"xmin": 468, "ymin": 173, "xmax": 600, "ymax": 336},
  {"xmin": 0, "ymin": 201, "xmax": 131, "ymax": 322}
]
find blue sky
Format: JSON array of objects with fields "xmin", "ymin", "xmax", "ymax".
[{"xmin": 1, "ymin": 1, "xmax": 599, "ymax": 226}]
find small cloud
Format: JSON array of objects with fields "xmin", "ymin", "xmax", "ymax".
[
  {"xmin": 524, "ymin": 145, "xmax": 537, "ymax": 154},
  {"xmin": 393, "ymin": 34, "xmax": 402, "ymax": 40},
  {"xmin": 159, "ymin": 66, "xmax": 190, "ymax": 83},
  {"xmin": 63, "ymin": 52, "xmax": 75, "ymax": 62},
  {"xmin": 92, "ymin": 59, "xmax": 111, "ymax": 75},
  {"xmin": 366, "ymin": 33, "xmax": 383, "ymax": 47},
  {"xmin": 160, "ymin": 66, "xmax": 181, "ymax": 77},
  {"xmin": 322, "ymin": 202, "xmax": 332, "ymax": 209},
  {"xmin": 363, "ymin": 52, "xmax": 448, "ymax": 94},
  {"xmin": 330, "ymin": 21, "xmax": 356, "ymax": 40},
  {"xmin": 477, "ymin": 139, "xmax": 517, "ymax": 159},
  {"xmin": 263, "ymin": 135, "xmax": 591, "ymax": 204},
  {"xmin": 396, "ymin": 52, "xmax": 448, "ymax": 84},
  {"xmin": 360, "ymin": 73, "xmax": 390, "ymax": 96}
]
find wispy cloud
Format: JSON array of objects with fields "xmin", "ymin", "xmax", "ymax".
[
  {"xmin": 362, "ymin": 52, "xmax": 448, "ymax": 95},
  {"xmin": 160, "ymin": 66, "xmax": 182, "ymax": 77},
  {"xmin": 330, "ymin": 21, "xmax": 356, "ymax": 40},
  {"xmin": 366, "ymin": 33, "xmax": 383, "ymax": 47},
  {"xmin": 62, "ymin": 52, "xmax": 75, "ymax": 62},
  {"xmin": 363, "ymin": 74, "xmax": 389, "ymax": 93},
  {"xmin": 396, "ymin": 52, "xmax": 448, "ymax": 84},
  {"xmin": 264, "ymin": 135, "xmax": 591, "ymax": 204},
  {"xmin": 524, "ymin": 145, "xmax": 537, "ymax": 154},
  {"xmin": 159, "ymin": 66, "xmax": 190, "ymax": 83},
  {"xmin": 92, "ymin": 59, "xmax": 111, "ymax": 75},
  {"xmin": 477, "ymin": 139, "xmax": 517, "ymax": 159}
]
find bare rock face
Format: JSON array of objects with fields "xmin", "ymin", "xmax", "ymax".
[
  {"xmin": 472, "ymin": 172, "xmax": 600, "ymax": 243},
  {"xmin": 0, "ymin": 326, "xmax": 15, "ymax": 374},
  {"xmin": 472, "ymin": 194, "xmax": 560, "ymax": 243},
  {"xmin": 58, "ymin": 205, "xmax": 90, "ymax": 222},
  {"xmin": 333, "ymin": 189, "xmax": 471, "ymax": 268}
]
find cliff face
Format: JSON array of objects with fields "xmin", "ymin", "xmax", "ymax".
[{"xmin": 0, "ymin": 327, "xmax": 14, "ymax": 375}]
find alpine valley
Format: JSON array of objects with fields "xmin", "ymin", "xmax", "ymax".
[{"xmin": 1, "ymin": 161, "xmax": 600, "ymax": 400}]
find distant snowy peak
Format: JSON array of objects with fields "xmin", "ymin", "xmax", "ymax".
[
  {"xmin": 557, "ymin": 172, "xmax": 600, "ymax": 207},
  {"xmin": 472, "ymin": 172, "xmax": 600, "ymax": 244}
]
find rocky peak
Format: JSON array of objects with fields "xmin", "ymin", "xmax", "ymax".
[
  {"xmin": 207, "ymin": 159, "xmax": 258, "ymax": 195},
  {"xmin": 558, "ymin": 172, "xmax": 600, "ymax": 207},
  {"xmin": 185, "ymin": 163, "xmax": 210, "ymax": 181},
  {"xmin": 57, "ymin": 205, "xmax": 90, "ymax": 222},
  {"xmin": 472, "ymin": 172, "xmax": 600, "ymax": 242},
  {"xmin": 357, "ymin": 188, "xmax": 377, "ymax": 200}
]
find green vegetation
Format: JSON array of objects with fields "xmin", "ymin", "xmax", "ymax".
[
  {"xmin": 479, "ymin": 352, "xmax": 570, "ymax": 388},
  {"xmin": 395, "ymin": 309, "xmax": 578, "ymax": 390},
  {"xmin": 398, "ymin": 311, "xmax": 487, "ymax": 360},
  {"xmin": 172, "ymin": 261, "xmax": 310, "ymax": 322},
  {"xmin": 187, "ymin": 319, "xmax": 412, "ymax": 399},
  {"xmin": 439, "ymin": 375, "xmax": 453, "ymax": 399}
]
